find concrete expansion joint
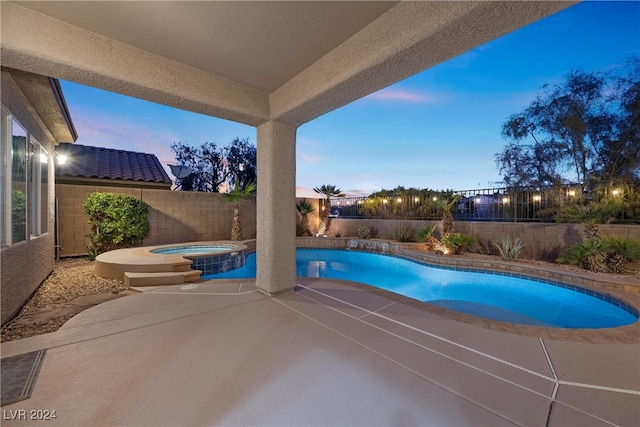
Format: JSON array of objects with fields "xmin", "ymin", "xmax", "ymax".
[{"xmin": 291, "ymin": 284, "xmax": 640, "ymax": 398}]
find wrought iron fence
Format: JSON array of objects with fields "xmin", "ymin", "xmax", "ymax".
[{"xmin": 325, "ymin": 182, "xmax": 639, "ymax": 223}]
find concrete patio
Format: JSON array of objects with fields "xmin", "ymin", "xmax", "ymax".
[{"xmin": 1, "ymin": 278, "xmax": 638, "ymax": 426}]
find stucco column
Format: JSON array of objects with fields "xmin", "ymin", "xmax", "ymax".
[{"xmin": 256, "ymin": 120, "xmax": 297, "ymax": 296}]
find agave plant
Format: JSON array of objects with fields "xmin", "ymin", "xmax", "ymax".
[
  {"xmin": 492, "ymin": 235, "xmax": 525, "ymax": 261},
  {"xmin": 394, "ymin": 224, "xmax": 415, "ymax": 242},
  {"xmin": 313, "ymin": 184, "xmax": 345, "ymax": 236},
  {"xmin": 356, "ymin": 224, "xmax": 371, "ymax": 239},
  {"xmin": 223, "ymin": 180, "xmax": 256, "ymax": 241}
]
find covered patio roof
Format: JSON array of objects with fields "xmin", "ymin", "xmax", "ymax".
[{"xmin": 1, "ymin": 0, "xmax": 576, "ymax": 295}]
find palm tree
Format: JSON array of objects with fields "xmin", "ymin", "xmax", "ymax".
[
  {"xmin": 296, "ymin": 199, "xmax": 315, "ymax": 236},
  {"xmin": 438, "ymin": 195, "xmax": 461, "ymax": 236},
  {"xmin": 224, "ymin": 180, "xmax": 256, "ymax": 241},
  {"xmin": 313, "ymin": 184, "xmax": 345, "ymax": 236}
]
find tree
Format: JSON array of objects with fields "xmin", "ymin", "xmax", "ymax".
[
  {"xmin": 226, "ymin": 137, "xmax": 257, "ymax": 190},
  {"xmin": 170, "ymin": 138, "xmax": 257, "ymax": 192},
  {"xmin": 495, "ymin": 59, "xmax": 640, "ymax": 187},
  {"xmin": 223, "ymin": 180, "xmax": 256, "ymax": 241},
  {"xmin": 313, "ymin": 184, "xmax": 344, "ymax": 236},
  {"xmin": 296, "ymin": 199, "xmax": 314, "ymax": 236}
]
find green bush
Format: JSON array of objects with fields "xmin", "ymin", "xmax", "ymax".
[
  {"xmin": 394, "ymin": 224, "xmax": 415, "ymax": 242},
  {"xmin": 555, "ymin": 200, "xmax": 617, "ymax": 224},
  {"xmin": 84, "ymin": 192, "xmax": 150, "ymax": 260},
  {"xmin": 557, "ymin": 236, "xmax": 640, "ymax": 273},
  {"xmin": 492, "ymin": 235, "xmax": 525, "ymax": 261},
  {"xmin": 441, "ymin": 233, "xmax": 476, "ymax": 255},
  {"xmin": 416, "ymin": 225, "xmax": 436, "ymax": 242}
]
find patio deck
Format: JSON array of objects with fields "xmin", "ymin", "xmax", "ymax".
[{"xmin": 1, "ymin": 278, "xmax": 638, "ymax": 426}]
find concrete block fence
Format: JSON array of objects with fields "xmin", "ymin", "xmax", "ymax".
[
  {"xmin": 55, "ymin": 184, "xmax": 638, "ymax": 261},
  {"xmin": 330, "ymin": 218, "xmax": 640, "ymax": 261},
  {"xmin": 55, "ymin": 184, "xmax": 322, "ymax": 257},
  {"xmin": 55, "ymin": 184, "xmax": 259, "ymax": 257}
]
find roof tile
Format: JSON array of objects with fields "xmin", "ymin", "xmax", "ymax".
[{"xmin": 55, "ymin": 143, "xmax": 172, "ymax": 184}]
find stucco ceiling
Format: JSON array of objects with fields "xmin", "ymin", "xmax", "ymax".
[
  {"xmin": 15, "ymin": 1, "xmax": 397, "ymax": 93},
  {"xmin": 2, "ymin": 1, "xmax": 576, "ymax": 127}
]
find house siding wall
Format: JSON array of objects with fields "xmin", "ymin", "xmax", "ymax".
[
  {"xmin": 331, "ymin": 219, "xmax": 640, "ymax": 261},
  {"xmin": 1, "ymin": 71, "xmax": 56, "ymax": 325}
]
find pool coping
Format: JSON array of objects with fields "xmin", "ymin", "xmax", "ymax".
[{"xmin": 96, "ymin": 238, "xmax": 640, "ymax": 343}]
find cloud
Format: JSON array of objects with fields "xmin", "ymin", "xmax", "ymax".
[{"xmin": 365, "ymin": 88, "xmax": 446, "ymax": 104}]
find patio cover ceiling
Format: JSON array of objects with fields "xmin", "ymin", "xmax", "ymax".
[{"xmin": 1, "ymin": 1, "xmax": 575, "ymax": 128}]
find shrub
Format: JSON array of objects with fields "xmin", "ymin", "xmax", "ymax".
[
  {"xmin": 84, "ymin": 192, "xmax": 150, "ymax": 260},
  {"xmin": 607, "ymin": 236, "xmax": 640, "ymax": 262},
  {"xmin": 394, "ymin": 224, "xmax": 415, "ymax": 242},
  {"xmin": 492, "ymin": 235, "xmax": 525, "ymax": 261},
  {"xmin": 555, "ymin": 200, "xmax": 617, "ymax": 224},
  {"xmin": 357, "ymin": 224, "xmax": 371, "ymax": 239},
  {"xmin": 441, "ymin": 233, "xmax": 476, "ymax": 255},
  {"xmin": 558, "ymin": 236, "xmax": 640, "ymax": 273},
  {"xmin": 557, "ymin": 238, "xmax": 610, "ymax": 272},
  {"xmin": 416, "ymin": 225, "xmax": 437, "ymax": 242}
]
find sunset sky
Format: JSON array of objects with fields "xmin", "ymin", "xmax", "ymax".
[{"xmin": 60, "ymin": 1, "xmax": 640, "ymax": 197}]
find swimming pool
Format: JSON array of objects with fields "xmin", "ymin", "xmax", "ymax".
[
  {"xmin": 151, "ymin": 244, "xmax": 238, "ymax": 256},
  {"xmin": 205, "ymin": 249, "xmax": 638, "ymax": 329}
]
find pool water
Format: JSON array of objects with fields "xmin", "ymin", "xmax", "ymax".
[
  {"xmin": 151, "ymin": 244, "xmax": 237, "ymax": 256},
  {"xmin": 205, "ymin": 249, "xmax": 638, "ymax": 329}
]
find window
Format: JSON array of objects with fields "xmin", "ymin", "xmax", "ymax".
[
  {"xmin": 0, "ymin": 110, "xmax": 8, "ymax": 248},
  {"xmin": 11, "ymin": 118, "xmax": 27, "ymax": 244},
  {"xmin": 0, "ymin": 106, "xmax": 50, "ymax": 248},
  {"xmin": 30, "ymin": 137, "xmax": 48, "ymax": 236}
]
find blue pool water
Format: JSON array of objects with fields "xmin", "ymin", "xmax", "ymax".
[
  {"xmin": 151, "ymin": 244, "xmax": 237, "ymax": 256},
  {"xmin": 205, "ymin": 249, "xmax": 638, "ymax": 329}
]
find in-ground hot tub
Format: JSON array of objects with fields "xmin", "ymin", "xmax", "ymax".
[{"xmin": 151, "ymin": 243, "xmax": 246, "ymax": 275}]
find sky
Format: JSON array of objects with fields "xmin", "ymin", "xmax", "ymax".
[{"xmin": 59, "ymin": 1, "xmax": 640, "ymax": 197}]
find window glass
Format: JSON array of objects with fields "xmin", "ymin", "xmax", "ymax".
[
  {"xmin": 0, "ymin": 111, "xmax": 8, "ymax": 248},
  {"xmin": 29, "ymin": 138, "xmax": 45, "ymax": 237},
  {"xmin": 40, "ymin": 145, "xmax": 49, "ymax": 234},
  {"xmin": 11, "ymin": 118, "xmax": 27, "ymax": 244}
]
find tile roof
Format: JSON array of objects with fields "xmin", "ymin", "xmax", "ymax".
[{"xmin": 55, "ymin": 143, "xmax": 172, "ymax": 185}]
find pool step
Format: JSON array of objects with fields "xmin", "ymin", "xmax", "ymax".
[{"xmin": 124, "ymin": 270, "xmax": 202, "ymax": 287}]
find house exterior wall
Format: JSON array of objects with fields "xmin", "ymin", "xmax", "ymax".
[
  {"xmin": 1, "ymin": 72, "xmax": 57, "ymax": 325},
  {"xmin": 331, "ymin": 218, "xmax": 640, "ymax": 261}
]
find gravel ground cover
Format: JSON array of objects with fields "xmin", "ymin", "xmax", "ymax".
[{"xmin": 1, "ymin": 258, "xmax": 136, "ymax": 343}]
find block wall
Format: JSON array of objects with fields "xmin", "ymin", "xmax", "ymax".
[
  {"xmin": 56, "ymin": 184, "xmax": 258, "ymax": 256},
  {"xmin": 331, "ymin": 218, "xmax": 640, "ymax": 261}
]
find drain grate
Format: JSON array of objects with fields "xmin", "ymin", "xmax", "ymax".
[{"xmin": 1, "ymin": 350, "xmax": 46, "ymax": 406}]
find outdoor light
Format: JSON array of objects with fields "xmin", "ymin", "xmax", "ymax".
[
  {"xmin": 357, "ymin": 200, "xmax": 363, "ymax": 205},
  {"xmin": 382, "ymin": 199, "xmax": 388, "ymax": 204},
  {"xmin": 475, "ymin": 197, "xmax": 481, "ymax": 203},
  {"xmin": 432, "ymin": 197, "xmax": 437, "ymax": 201},
  {"xmin": 568, "ymin": 190, "xmax": 576, "ymax": 197},
  {"xmin": 612, "ymin": 189, "xmax": 620, "ymax": 196},
  {"xmin": 56, "ymin": 154, "xmax": 67, "ymax": 165},
  {"xmin": 533, "ymin": 195, "xmax": 541, "ymax": 202},
  {"xmin": 502, "ymin": 197, "xmax": 509, "ymax": 204},
  {"xmin": 414, "ymin": 197, "xmax": 420, "ymax": 203},
  {"xmin": 397, "ymin": 197, "xmax": 402, "ymax": 203}
]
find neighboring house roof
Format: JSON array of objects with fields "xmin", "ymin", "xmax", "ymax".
[{"xmin": 55, "ymin": 143, "xmax": 172, "ymax": 189}]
